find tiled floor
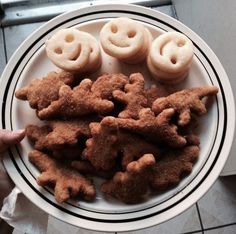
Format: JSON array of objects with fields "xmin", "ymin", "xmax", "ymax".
[{"xmin": 1, "ymin": 3, "xmax": 236, "ymax": 234}]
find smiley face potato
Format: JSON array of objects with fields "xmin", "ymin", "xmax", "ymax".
[
  {"xmin": 147, "ymin": 31, "xmax": 194, "ymax": 84},
  {"xmin": 100, "ymin": 17, "xmax": 153, "ymax": 64},
  {"xmin": 45, "ymin": 28, "xmax": 101, "ymax": 73}
]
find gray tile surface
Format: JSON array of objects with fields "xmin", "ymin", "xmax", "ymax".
[
  {"xmin": 172, "ymin": 0, "xmax": 236, "ymax": 176},
  {"xmin": 0, "ymin": 28, "xmax": 6, "ymax": 75},
  {"xmin": 47, "ymin": 216, "xmax": 110, "ymax": 234},
  {"xmin": 152, "ymin": 5, "xmax": 175, "ymax": 18},
  {"xmin": 4, "ymin": 22, "xmax": 45, "ymax": 61},
  {"xmin": 123, "ymin": 204, "xmax": 201, "ymax": 234},
  {"xmin": 204, "ymin": 224, "xmax": 236, "ymax": 234},
  {"xmin": 198, "ymin": 176, "xmax": 236, "ymax": 228}
]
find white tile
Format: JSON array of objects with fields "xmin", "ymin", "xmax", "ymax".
[
  {"xmin": 172, "ymin": 0, "xmax": 236, "ymax": 176},
  {"xmin": 204, "ymin": 225, "xmax": 236, "ymax": 234},
  {"xmin": 122, "ymin": 204, "xmax": 201, "ymax": 234},
  {"xmin": 198, "ymin": 176, "xmax": 236, "ymax": 228},
  {"xmin": 4, "ymin": 22, "xmax": 45, "ymax": 61}
]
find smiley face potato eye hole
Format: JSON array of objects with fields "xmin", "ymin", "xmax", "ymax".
[
  {"xmin": 127, "ymin": 30, "xmax": 136, "ymax": 38},
  {"xmin": 54, "ymin": 47, "xmax": 62, "ymax": 54},
  {"xmin": 65, "ymin": 34, "xmax": 74, "ymax": 42},
  {"xmin": 170, "ymin": 57, "xmax": 177, "ymax": 64},
  {"xmin": 177, "ymin": 41, "xmax": 185, "ymax": 47},
  {"xmin": 110, "ymin": 24, "xmax": 118, "ymax": 33}
]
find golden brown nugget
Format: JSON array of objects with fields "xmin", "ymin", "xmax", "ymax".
[
  {"xmin": 115, "ymin": 108, "xmax": 186, "ymax": 148},
  {"xmin": 145, "ymin": 85, "xmax": 169, "ymax": 107},
  {"xmin": 15, "ymin": 71, "xmax": 75, "ymax": 110},
  {"xmin": 113, "ymin": 73, "xmax": 148, "ymax": 119},
  {"xmin": 52, "ymin": 145, "xmax": 83, "ymax": 160},
  {"xmin": 37, "ymin": 79, "xmax": 114, "ymax": 120},
  {"xmin": 71, "ymin": 160, "xmax": 116, "ymax": 179},
  {"xmin": 152, "ymin": 86, "xmax": 219, "ymax": 126},
  {"xmin": 101, "ymin": 154, "xmax": 155, "ymax": 204},
  {"xmin": 45, "ymin": 116, "xmax": 98, "ymax": 148},
  {"xmin": 150, "ymin": 146, "xmax": 199, "ymax": 190},
  {"xmin": 26, "ymin": 117, "xmax": 96, "ymax": 150},
  {"xmin": 119, "ymin": 131, "xmax": 160, "ymax": 169},
  {"xmin": 82, "ymin": 117, "xmax": 119, "ymax": 170},
  {"xmin": 29, "ymin": 150, "xmax": 96, "ymax": 203},
  {"xmin": 26, "ymin": 125, "xmax": 52, "ymax": 151},
  {"xmin": 91, "ymin": 73, "xmax": 128, "ymax": 100}
]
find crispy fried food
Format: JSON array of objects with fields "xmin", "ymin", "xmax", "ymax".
[
  {"xmin": 29, "ymin": 150, "xmax": 96, "ymax": 203},
  {"xmin": 113, "ymin": 73, "xmax": 148, "ymax": 119},
  {"xmin": 145, "ymin": 85, "xmax": 169, "ymax": 107},
  {"xmin": 150, "ymin": 146, "xmax": 199, "ymax": 190},
  {"xmin": 119, "ymin": 131, "xmax": 160, "ymax": 169},
  {"xmin": 37, "ymin": 79, "xmax": 114, "ymax": 119},
  {"xmin": 82, "ymin": 117, "xmax": 119, "ymax": 170},
  {"xmin": 52, "ymin": 145, "xmax": 82, "ymax": 160},
  {"xmin": 15, "ymin": 71, "xmax": 75, "ymax": 110},
  {"xmin": 71, "ymin": 160, "xmax": 116, "ymax": 179},
  {"xmin": 45, "ymin": 116, "xmax": 97, "ymax": 148},
  {"xmin": 116, "ymin": 108, "xmax": 186, "ymax": 148},
  {"xmin": 26, "ymin": 116, "xmax": 96, "ymax": 150},
  {"xmin": 91, "ymin": 73, "xmax": 128, "ymax": 100},
  {"xmin": 101, "ymin": 154, "xmax": 155, "ymax": 204},
  {"xmin": 152, "ymin": 86, "xmax": 219, "ymax": 126},
  {"xmin": 26, "ymin": 124, "xmax": 51, "ymax": 151}
]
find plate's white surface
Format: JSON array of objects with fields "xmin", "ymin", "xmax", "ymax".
[{"xmin": 0, "ymin": 4, "xmax": 235, "ymax": 232}]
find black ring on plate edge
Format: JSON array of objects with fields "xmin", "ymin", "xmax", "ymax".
[{"xmin": 2, "ymin": 9, "xmax": 226, "ymax": 223}]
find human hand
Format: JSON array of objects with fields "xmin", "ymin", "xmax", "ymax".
[{"xmin": 0, "ymin": 129, "xmax": 25, "ymax": 207}]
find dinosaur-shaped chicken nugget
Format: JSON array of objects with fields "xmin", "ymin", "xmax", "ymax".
[
  {"xmin": 101, "ymin": 154, "xmax": 155, "ymax": 204},
  {"xmin": 150, "ymin": 145, "xmax": 199, "ymax": 190},
  {"xmin": 29, "ymin": 150, "xmax": 96, "ymax": 203},
  {"xmin": 45, "ymin": 116, "xmax": 97, "ymax": 148},
  {"xmin": 82, "ymin": 117, "xmax": 119, "ymax": 170},
  {"xmin": 116, "ymin": 108, "xmax": 186, "ymax": 148},
  {"xmin": 15, "ymin": 71, "xmax": 75, "ymax": 110},
  {"xmin": 37, "ymin": 79, "xmax": 114, "ymax": 119},
  {"xmin": 91, "ymin": 73, "xmax": 128, "ymax": 100},
  {"xmin": 152, "ymin": 86, "xmax": 218, "ymax": 126},
  {"xmin": 26, "ymin": 124, "xmax": 52, "ymax": 151},
  {"xmin": 113, "ymin": 73, "xmax": 148, "ymax": 119}
]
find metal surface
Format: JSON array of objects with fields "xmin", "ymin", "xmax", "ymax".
[{"xmin": 0, "ymin": 0, "xmax": 171, "ymax": 26}]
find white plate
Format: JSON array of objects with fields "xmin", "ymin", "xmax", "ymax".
[{"xmin": 0, "ymin": 4, "xmax": 235, "ymax": 232}]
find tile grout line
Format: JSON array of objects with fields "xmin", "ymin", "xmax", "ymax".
[
  {"xmin": 171, "ymin": 3, "xmax": 179, "ymax": 20},
  {"xmin": 1, "ymin": 27, "xmax": 8, "ymax": 63},
  {"xmin": 181, "ymin": 229, "xmax": 203, "ymax": 234},
  {"xmin": 195, "ymin": 203, "xmax": 204, "ymax": 233},
  {"xmin": 203, "ymin": 222, "xmax": 236, "ymax": 232}
]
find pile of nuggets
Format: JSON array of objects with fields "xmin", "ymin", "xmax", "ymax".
[{"xmin": 15, "ymin": 71, "xmax": 218, "ymax": 204}]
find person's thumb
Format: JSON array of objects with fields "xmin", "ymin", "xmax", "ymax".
[{"xmin": 0, "ymin": 129, "xmax": 25, "ymax": 153}]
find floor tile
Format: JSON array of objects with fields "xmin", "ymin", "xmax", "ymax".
[
  {"xmin": 172, "ymin": 0, "xmax": 236, "ymax": 176},
  {"xmin": 46, "ymin": 215, "xmax": 114, "ymax": 234},
  {"xmin": 0, "ymin": 28, "xmax": 6, "ymax": 75},
  {"xmin": 204, "ymin": 224, "xmax": 236, "ymax": 234},
  {"xmin": 198, "ymin": 176, "xmax": 236, "ymax": 228},
  {"xmin": 4, "ymin": 22, "xmax": 45, "ymax": 61},
  {"xmin": 152, "ymin": 5, "xmax": 175, "ymax": 18},
  {"xmin": 122, "ymin": 204, "xmax": 201, "ymax": 234}
]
